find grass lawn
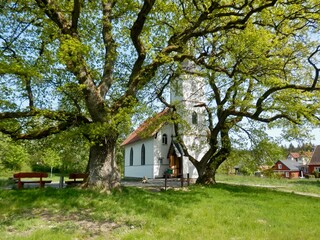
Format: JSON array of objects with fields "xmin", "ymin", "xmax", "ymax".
[
  {"xmin": 0, "ymin": 181, "xmax": 320, "ymax": 240},
  {"xmin": 216, "ymin": 173, "xmax": 320, "ymax": 195}
]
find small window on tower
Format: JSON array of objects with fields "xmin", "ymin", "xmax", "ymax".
[
  {"xmin": 192, "ymin": 111, "xmax": 198, "ymax": 125},
  {"xmin": 162, "ymin": 134, "xmax": 168, "ymax": 145}
]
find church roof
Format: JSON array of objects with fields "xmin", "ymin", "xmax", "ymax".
[
  {"xmin": 167, "ymin": 140, "xmax": 184, "ymax": 158},
  {"xmin": 121, "ymin": 108, "xmax": 170, "ymax": 146}
]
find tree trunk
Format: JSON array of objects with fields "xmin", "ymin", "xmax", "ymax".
[
  {"xmin": 195, "ymin": 164, "xmax": 217, "ymax": 185},
  {"xmin": 86, "ymin": 137, "xmax": 121, "ymax": 191}
]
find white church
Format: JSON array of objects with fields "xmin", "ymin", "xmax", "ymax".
[{"xmin": 121, "ymin": 64, "xmax": 208, "ymax": 180}]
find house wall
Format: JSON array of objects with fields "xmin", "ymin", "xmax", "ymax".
[
  {"xmin": 273, "ymin": 161, "xmax": 290, "ymax": 171},
  {"xmin": 309, "ymin": 165, "xmax": 320, "ymax": 173},
  {"xmin": 289, "ymin": 171, "xmax": 300, "ymax": 178},
  {"xmin": 273, "ymin": 170, "xmax": 300, "ymax": 178}
]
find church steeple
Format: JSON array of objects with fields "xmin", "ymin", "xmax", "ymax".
[
  {"xmin": 170, "ymin": 61, "xmax": 207, "ymax": 134},
  {"xmin": 170, "ymin": 61, "xmax": 206, "ymax": 105}
]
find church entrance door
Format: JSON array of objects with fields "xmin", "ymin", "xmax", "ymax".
[{"xmin": 169, "ymin": 155, "xmax": 182, "ymax": 177}]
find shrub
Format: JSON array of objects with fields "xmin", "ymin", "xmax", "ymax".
[{"xmin": 313, "ymin": 171, "xmax": 320, "ymax": 178}]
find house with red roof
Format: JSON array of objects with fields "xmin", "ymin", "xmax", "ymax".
[
  {"xmin": 309, "ymin": 145, "xmax": 320, "ymax": 174},
  {"xmin": 272, "ymin": 160, "xmax": 300, "ymax": 178},
  {"xmin": 287, "ymin": 152, "xmax": 300, "ymax": 162},
  {"xmin": 287, "ymin": 151, "xmax": 312, "ymax": 174},
  {"xmin": 121, "ymin": 62, "xmax": 208, "ymax": 179}
]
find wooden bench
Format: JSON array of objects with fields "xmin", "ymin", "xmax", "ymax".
[
  {"xmin": 13, "ymin": 172, "xmax": 52, "ymax": 189},
  {"xmin": 65, "ymin": 173, "xmax": 88, "ymax": 186}
]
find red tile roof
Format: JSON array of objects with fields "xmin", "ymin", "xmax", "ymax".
[
  {"xmin": 289, "ymin": 152, "xmax": 300, "ymax": 159},
  {"xmin": 121, "ymin": 108, "xmax": 170, "ymax": 146},
  {"xmin": 310, "ymin": 145, "xmax": 320, "ymax": 165}
]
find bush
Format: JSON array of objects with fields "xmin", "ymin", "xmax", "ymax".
[
  {"xmin": 262, "ymin": 168, "xmax": 274, "ymax": 178},
  {"xmin": 313, "ymin": 171, "xmax": 320, "ymax": 178},
  {"xmin": 305, "ymin": 174, "xmax": 315, "ymax": 179},
  {"xmin": 0, "ymin": 139, "xmax": 30, "ymax": 171}
]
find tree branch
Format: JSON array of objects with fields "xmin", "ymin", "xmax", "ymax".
[
  {"xmin": 0, "ymin": 109, "xmax": 91, "ymax": 139},
  {"xmin": 308, "ymin": 45, "xmax": 320, "ymax": 89},
  {"xmin": 254, "ymin": 84, "xmax": 320, "ymax": 118},
  {"xmin": 0, "ymin": 109, "xmax": 89, "ymax": 123},
  {"xmin": 128, "ymin": 0, "xmax": 156, "ymax": 89},
  {"xmin": 24, "ymin": 76, "xmax": 34, "ymax": 110},
  {"xmin": 99, "ymin": 0, "xmax": 117, "ymax": 97},
  {"xmin": 35, "ymin": 0, "xmax": 71, "ymax": 34},
  {"xmin": 71, "ymin": 0, "xmax": 81, "ymax": 33}
]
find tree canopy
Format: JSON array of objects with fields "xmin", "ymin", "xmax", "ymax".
[{"xmin": 1, "ymin": 0, "xmax": 320, "ymax": 189}]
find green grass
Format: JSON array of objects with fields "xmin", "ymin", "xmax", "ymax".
[
  {"xmin": 0, "ymin": 183, "xmax": 320, "ymax": 240},
  {"xmin": 216, "ymin": 173, "xmax": 320, "ymax": 195}
]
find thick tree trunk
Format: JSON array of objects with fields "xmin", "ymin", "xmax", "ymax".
[
  {"xmin": 86, "ymin": 137, "xmax": 121, "ymax": 191},
  {"xmin": 196, "ymin": 164, "xmax": 217, "ymax": 185}
]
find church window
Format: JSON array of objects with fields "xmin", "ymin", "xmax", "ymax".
[
  {"xmin": 141, "ymin": 144, "xmax": 146, "ymax": 165},
  {"xmin": 162, "ymin": 134, "xmax": 168, "ymax": 145},
  {"xmin": 192, "ymin": 111, "xmax": 198, "ymax": 124},
  {"xmin": 130, "ymin": 147, "xmax": 133, "ymax": 166}
]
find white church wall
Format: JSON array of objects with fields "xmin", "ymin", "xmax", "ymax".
[
  {"xmin": 124, "ymin": 165, "xmax": 154, "ymax": 179},
  {"xmin": 153, "ymin": 124, "xmax": 173, "ymax": 177},
  {"xmin": 182, "ymin": 156, "xmax": 199, "ymax": 179},
  {"xmin": 181, "ymin": 134, "xmax": 209, "ymax": 179},
  {"xmin": 124, "ymin": 138, "xmax": 155, "ymax": 178}
]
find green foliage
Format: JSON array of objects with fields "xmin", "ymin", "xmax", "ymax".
[
  {"xmin": 0, "ymin": 134, "xmax": 29, "ymax": 171},
  {"xmin": 220, "ymin": 138, "xmax": 286, "ymax": 175},
  {"xmin": 26, "ymin": 130, "xmax": 88, "ymax": 174},
  {"xmin": 262, "ymin": 169, "xmax": 283, "ymax": 179},
  {"xmin": 313, "ymin": 170, "xmax": 320, "ymax": 178},
  {"xmin": 252, "ymin": 139, "xmax": 286, "ymax": 166}
]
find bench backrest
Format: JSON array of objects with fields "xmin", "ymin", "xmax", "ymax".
[
  {"xmin": 69, "ymin": 173, "xmax": 88, "ymax": 179},
  {"xmin": 14, "ymin": 172, "xmax": 48, "ymax": 178}
]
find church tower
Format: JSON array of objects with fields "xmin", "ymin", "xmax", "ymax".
[
  {"xmin": 170, "ymin": 61, "xmax": 207, "ymax": 136},
  {"xmin": 168, "ymin": 61, "xmax": 208, "ymax": 178}
]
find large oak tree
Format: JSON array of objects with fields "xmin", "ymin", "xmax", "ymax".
[
  {"xmin": 1, "ymin": 0, "xmax": 319, "ymax": 189},
  {"xmin": 156, "ymin": 1, "xmax": 320, "ymax": 184}
]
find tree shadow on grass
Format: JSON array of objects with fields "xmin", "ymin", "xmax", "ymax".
[
  {"xmin": 0, "ymin": 185, "xmax": 210, "ymax": 227},
  {"xmin": 111, "ymin": 185, "xmax": 212, "ymax": 219},
  {"xmin": 212, "ymin": 183, "xmax": 275, "ymax": 197}
]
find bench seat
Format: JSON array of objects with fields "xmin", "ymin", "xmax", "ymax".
[
  {"xmin": 65, "ymin": 173, "xmax": 88, "ymax": 186},
  {"xmin": 13, "ymin": 172, "xmax": 52, "ymax": 189}
]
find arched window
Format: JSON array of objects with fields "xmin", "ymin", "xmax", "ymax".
[
  {"xmin": 162, "ymin": 134, "xmax": 168, "ymax": 145},
  {"xmin": 130, "ymin": 147, "xmax": 133, "ymax": 166},
  {"xmin": 141, "ymin": 144, "xmax": 145, "ymax": 165},
  {"xmin": 192, "ymin": 111, "xmax": 198, "ymax": 124}
]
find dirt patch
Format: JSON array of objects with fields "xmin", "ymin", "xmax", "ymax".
[{"xmin": 5, "ymin": 208, "xmax": 124, "ymax": 239}]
